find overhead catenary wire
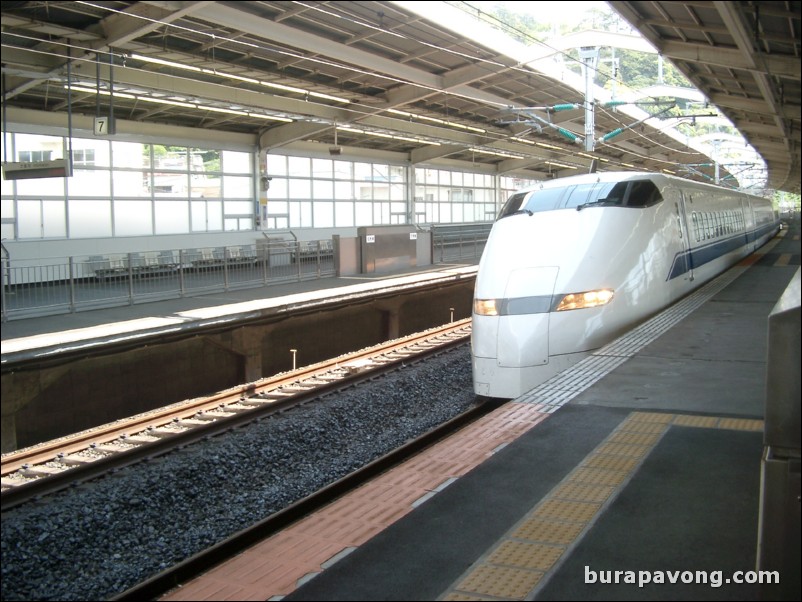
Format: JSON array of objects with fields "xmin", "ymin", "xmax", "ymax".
[
  {"xmin": 0, "ymin": 52, "xmax": 694, "ymax": 176},
  {"xmin": 3, "ymin": 1, "xmax": 721, "ymax": 176}
]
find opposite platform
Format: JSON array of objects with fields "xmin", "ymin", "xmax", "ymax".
[{"xmin": 1, "ymin": 263, "xmax": 479, "ymax": 362}]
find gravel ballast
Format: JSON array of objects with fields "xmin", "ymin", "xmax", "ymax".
[{"xmin": 1, "ymin": 344, "xmax": 477, "ymax": 601}]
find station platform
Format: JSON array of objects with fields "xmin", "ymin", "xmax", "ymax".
[
  {"xmin": 157, "ymin": 219, "xmax": 799, "ymax": 602},
  {"xmin": 0, "ymin": 262, "xmax": 479, "ymax": 360}
]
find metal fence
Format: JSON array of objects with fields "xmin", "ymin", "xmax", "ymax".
[
  {"xmin": 1, "ymin": 240, "xmax": 335, "ymax": 322},
  {"xmin": 2, "ymin": 224, "xmax": 493, "ymax": 322},
  {"xmin": 431, "ymin": 223, "xmax": 492, "ymax": 263}
]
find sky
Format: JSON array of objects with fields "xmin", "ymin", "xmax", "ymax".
[{"xmin": 464, "ymin": 1, "xmax": 610, "ymax": 27}]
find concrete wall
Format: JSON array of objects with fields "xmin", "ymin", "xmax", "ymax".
[{"xmin": 2, "ymin": 277, "xmax": 474, "ymax": 451}]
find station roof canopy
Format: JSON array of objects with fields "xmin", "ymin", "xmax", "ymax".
[
  {"xmin": 2, "ymin": 1, "xmax": 796, "ymax": 190},
  {"xmin": 610, "ymin": 1, "xmax": 801, "ymax": 194}
]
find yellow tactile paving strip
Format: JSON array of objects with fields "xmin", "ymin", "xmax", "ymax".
[
  {"xmin": 160, "ymin": 401, "xmax": 550, "ymax": 601},
  {"xmin": 159, "ymin": 408, "xmax": 764, "ymax": 601},
  {"xmin": 440, "ymin": 411, "xmax": 763, "ymax": 601}
]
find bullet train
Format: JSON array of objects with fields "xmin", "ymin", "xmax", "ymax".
[{"xmin": 472, "ymin": 171, "xmax": 779, "ymax": 399}]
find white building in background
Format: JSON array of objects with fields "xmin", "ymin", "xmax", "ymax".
[{"xmin": 1, "ymin": 126, "xmax": 533, "ymax": 270}]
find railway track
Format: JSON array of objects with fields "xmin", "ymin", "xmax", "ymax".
[
  {"xmin": 113, "ymin": 379, "xmax": 493, "ymax": 602},
  {"xmin": 1, "ymin": 319, "xmax": 472, "ymax": 511}
]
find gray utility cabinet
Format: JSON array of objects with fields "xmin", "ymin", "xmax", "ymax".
[{"xmin": 358, "ymin": 225, "xmax": 418, "ymax": 274}]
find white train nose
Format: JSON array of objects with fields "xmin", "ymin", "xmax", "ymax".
[
  {"xmin": 497, "ymin": 312, "xmax": 550, "ymax": 367},
  {"xmin": 494, "ymin": 266, "xmax": 558, "ymax": 368},
  {"xmin": 472, "ymin": 266, "xmax": 558, "ymax": 398}
]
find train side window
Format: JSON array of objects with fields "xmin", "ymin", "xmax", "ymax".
[
  {"xmin": 497, "ymin": 192, "xmax": 529, "ymax": 219},
  {"xmin": 692, "ymin": 212, "xmax": 700, "ymax": 241}
]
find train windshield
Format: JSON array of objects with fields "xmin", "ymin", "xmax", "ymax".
[
  {"xmin": 580, "ymin": 180, "xmax": 663, "ymax": 209},
  {"xmin": 498, "ymin": 179, "xmax": 663, "ymax": 219},
  {"xmin": 563, "ymin": 184, "xmax": 599, "ymax": 209},
  {"xmin": 497, "ymin": 188, "xmax": 566, "ymax": 218}
]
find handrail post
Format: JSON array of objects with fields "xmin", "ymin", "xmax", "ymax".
[
  {"xmin": 223, "ymin": 246, "xmax": 230, "ymax": 291},
  {"xmin": 127, "ymin": 252, "xmax": 135, "ymax": 305},
  {"xmin": 178, "ymin": 249, "xmax": 186, "ymax": 297},
  {"xmin": 68, "ymin": 257, "xmax": 76, "ymax": 313},
  {"xmin": 1, "ymin": 255, "xmax": 7, "ymax": 323}
]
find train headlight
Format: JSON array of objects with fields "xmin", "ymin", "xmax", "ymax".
[
  {"xmin": 474, "ymin": 298, "xmax": 500, "ymax": 316},
  {"xmin": 554, "ymin": 289, "xmax": 614, "ymax": 311}
]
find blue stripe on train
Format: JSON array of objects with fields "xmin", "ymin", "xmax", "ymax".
[{"xmin": 666, "ymin": 221, "xmax": 779, "ymax": 281}]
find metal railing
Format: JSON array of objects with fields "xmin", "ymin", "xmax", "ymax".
[
  {"xmin": 1, "ymin": 223, "xmax": 492, "ymax": 322},
  {"xmin": 1, "ymin": 240, "xmax": 335, "ymax": 322},
  {"xmin": 431, "ymin": 223, "xmax": 492, "ymax": 262}
]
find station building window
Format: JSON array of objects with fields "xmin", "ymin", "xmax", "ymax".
[
  {"xmin": 18, "ymin": 149, "xmax": 53, "ymax": 163},
  {"xmin": 265, "ymin": 155, "xmax": 407, "ymax": 228},
  {"xmin": 17, "ymin": 199, "xmax": 67, "ymax": 239},
  {"xmin": 414, "ymin": 167, "xmax": 499, "ymax": 224},
  {"xmin": 3, "ymin": 130, "xmax": 538, "ymax": 241},
  {"xmin": 1, "ymin": 132, "xmax": 254, "ymax": 241}
]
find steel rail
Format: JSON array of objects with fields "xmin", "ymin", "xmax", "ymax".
[{"xmin": 1, "ymin": 320, "xmax": 471, "ymax": 511}]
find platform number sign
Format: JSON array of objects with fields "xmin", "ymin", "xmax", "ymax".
[{"xmin": 93, "ymin": 116, "xmax": 115, "ymax": 136}]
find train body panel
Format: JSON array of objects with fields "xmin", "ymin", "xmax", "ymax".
[{"xmin": 472, "ymin": 172, "xmax": 779, "ymax": 399}]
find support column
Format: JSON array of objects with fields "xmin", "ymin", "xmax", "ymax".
[
  {"xmin": 385, "ymin": 306, "xmax": 401, "ymax": 340},
  {"xmin": 579, "ymin": 46, "xmax": 600, "ymax": 153},
  {"xmin": 376, "ymin": 299, "xmax": 404, "ymax": 340},
  {"xmin": 217, "ymin": 327, "xmax": 265, "ymax": 384}
]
